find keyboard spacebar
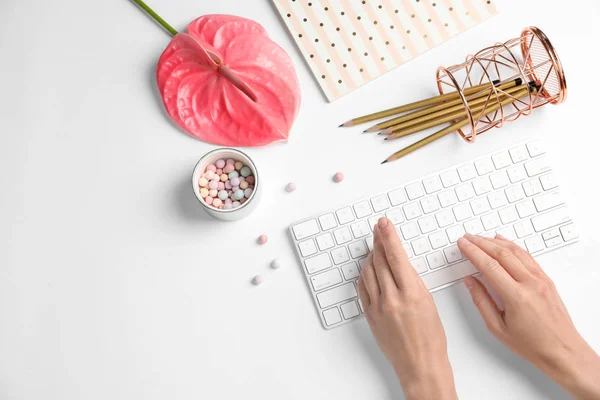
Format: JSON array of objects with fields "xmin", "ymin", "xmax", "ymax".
[{"xmin": 420, "ymin": 260, "xmax": 478, "ymax": 291}]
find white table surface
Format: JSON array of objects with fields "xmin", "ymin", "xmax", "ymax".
[{"xmin": 1, "ymin": 0, "xmax": 599, "ymax": 399}]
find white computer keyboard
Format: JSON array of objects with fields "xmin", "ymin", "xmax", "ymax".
[{"xmin": 289, "ymin": 140, "xmax": 578, "ymax": 329}]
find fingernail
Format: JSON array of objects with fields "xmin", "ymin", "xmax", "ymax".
[
  {"xmin": 457, "ymin": 237, "xmax": 470, "ymax": 246},
  {"xmin": 464, "ymin": 233, "xmax": 476, "ymax": 240},
  {"xmin": 464, "ymin": 277, "xmax": 474, "ymax": 289},
  {"xmin": 378, "ymin": 217, "xmax": 388, "ymax": 228}
]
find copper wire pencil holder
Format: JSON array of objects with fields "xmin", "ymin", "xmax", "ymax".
[{"xmin": 436, "ymin": 26, "xmax": 567, "ymax": 143}]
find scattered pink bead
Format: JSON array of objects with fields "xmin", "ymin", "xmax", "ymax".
[
  {"xmin": 205, "ymin": 196, "xmax": 214, "ymax": 205},
  {"xmin": 257, "ymin": 234, "xmax": 268, "ymax": 245},
  {"xmin": 333, "ymin": 172, "xmax": 344, "ymax": 183},
  {"xmin": 246, "ymin": 176, "xmax": 255, "ymax": 185},
  {"xmin": 215, "ymin": 159, "xmax": 226, "ymax": 169},
  {"xmin": 252, "ymin": 275, "xmax": 263, "ymax": 285},
  {"xmin": 217, "ymin": 181, "xmax": 225, "ymax": 191},
  {"xmin": 285, "ymin": 182, "xmax": 296, "ymax": 192},
  {"xmin": 223, "ymin": 164, "xmax": 235, "ymax": 174},
  {"xmin": 206, "ymin": 164, "xmax": 217, "ymax": 172},
  {"xmin": 216, "ymin": 168, "xmax": 223, "ymax": 175},
  {"xmin": 209, "ymin": 189, "xmax": 218, "ymax": 198}
]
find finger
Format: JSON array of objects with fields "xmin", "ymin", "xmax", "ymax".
[
  {"xmin": 464, "ymin": 234, "xmax": 531, "ymax": 282},
  {"xmin": 457, "ymin": 235, "xmax": 518, "ymax": 297},
  {"xmin": 360, "ymin": 253, "xmax": 380, "ymax": 301},
  {"xmin": 464, "ymin": 276, "xmax": 505, "ymax": 335},
  {"xmin": 357, "ymin": 277, "xmax": 371, "ymax": 307},
  {"xmin": 377, "ymin": 217, "xmax": 420, "ymax": 289},
  {"xmin": 493, "ymin": 234, "xmax": 547, "ymax": 278},
  {"xmin": 372, "ymin": 222, "xmax": 398, "ymax": 294}
]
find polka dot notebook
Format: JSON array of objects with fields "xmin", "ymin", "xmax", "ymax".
[{"xmin": 272, "ymin": 0, "xmax": 499, "ymax": 101}]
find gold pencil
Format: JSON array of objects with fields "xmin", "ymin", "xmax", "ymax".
[
  {"xmin": 340, "ymin": 79, "xmax": 509, "ymax": 127},
  {"xmin": 381, "ymin": 87, "xmax": 534, "ymax": 163}
]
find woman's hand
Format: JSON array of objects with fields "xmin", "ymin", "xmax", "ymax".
[
  {"xmin": 458, "ymin": 233, "xmax": 600, "ymax": 400},
  {"xmin": 358, "ymin": 217, "xmax": 457, "ymax": 400}
]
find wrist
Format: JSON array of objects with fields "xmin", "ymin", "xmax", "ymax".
[{"xmin": 395, "ymin": 357, "xmax": 457, "ymax": 400}]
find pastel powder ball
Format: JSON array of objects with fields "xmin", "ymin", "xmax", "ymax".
[
  {"xmin": 252, "ymin": 275, "xmax": 263, "ymax": 285},
  {"xmin": 257, "ymin": 234, "xmax": 268, "ymax": 245},
  {"xmin": 333, "ymin": 172, "xmax": 344, "ymax": 183},
  {"xmin": 285, "ymin": 182, "xmax": 296, "ymax": 192}
]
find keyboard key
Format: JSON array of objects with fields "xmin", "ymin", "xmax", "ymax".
[
  {"xmin": 435, "ymin": 209, "xmax": 455, "ymax": 228},
  {"xmin": 463, "ymin": 218, "xmax": 484, "ymax": 235},
  {"xmin": 299, "ymin": 239, "xmax": 318, "ymax": 257},
  {"xmin": 388, "ymin": 188, "xmax": 408, "ymax": 206},
  {"xmin": 421, "ymin": 196, "xmax": 441, "ymax": 214},
  {"xmin": 516, "ymin": 200, "xmax": 536, "ymax": 218},
  {"xmin": 331, "ymin": 247, "xmax": 350, "ymax": 265},
  {"xmin": 505, "ymin": 185, "xmax": 525, "ymax": 203},
  {"xmin": 351, "ymin": 220, "xmax": 371, "ymax": 238},
  {"xmin": 368, "ymin": 215, "xmax": 382, "ymax": 231},
  {"xmin": 540, "ymin": 173, "xmax": 558, "ymax": 191},
  {"xmin": 386, "ymin": 208, "xmax": 405, "ymax": 225},
  {"xmin": 341, "ymin": 301, "xmax": 360, "ymax": 319},
  {"xmin": 353, "ymin": 201, "xmax": 372, "ymax": 219},
  {"xmin": 421, "ymin": 260, "xmax": 477, "ymax": 291},
  {"xmin": 475, "ymin": 158, "xmax": 495, "ymax": 175},
  {"xmin": 473, "ymin": 177, "xmax": 492, "ymax": 195},
  {"xmin": 531, "ymin": 206, "xmax": 571, "ymax": 232},
  {"xmin": 455, "ymin": 183, "xmax": 475, "ymax": 201},
  {"xmin": 470, "ymin": 197, "xmax": 491, "ymax": 216},
  {"xmin": 526, "ymin": 140, "xmax": 545, "ymax": 157},
  {"xmin": 316, "ymin": 232, "xmax": 335, "ymax": 251},
  {"xmin": 400, "ymin": 222, "xmax": 420, "ymax": 240},
  {"xmin": 490, "ymin": 171, "xmax": 510, "ymax": 189},
  {"xmin": 371, "ymin": 194, "xmax": 390, "ymax": 212},
  {"xmin": 411, "ymin": 257, "xmax": 428, "ymax": 274},
  {"xmin": 509, "ymin": 145, "xmax": 529, "ymax": 163},
  {"xmin": 496, "ymin": 226, "xmax": 517, "ymax": 241},
  {"xmin": 427, "ymin": 251, "xmax": 446, "ymax": 270},
  {"xmin": 522, "ymin": 179, "xmax": 543, "ymax": 197},
  {"xmin": 341, "ymin": 262, "xmax": 360, "ymax": 280},
  {"xmin": 507, "ymin": 164, "xmax": 527, "ymax": 183},
  {"xmin": 498, "ymin": 206, "xmax": 518, "ymax": 224},
  {"xmin": 336, "ymin": 207, "xmax": 355, "ymax": 225},
  {"xmin": 423, "ymin": 176, "xmax": 442, "ymax": 194},
  {"xmin": 322, "ymin": 308, "xmax": 342, "ymax": 326},
  {"xmin": 534, "ymin": 191, "xmax": 563, "ymax": 212},
  {"xmin": 438, "ymin": 189, "xmax": 458, "ymax": 208},
  {"xmin": 311, "ymin": 268, "xmax": 343, "ymax": 291},
  {"xmin": 317, "ymin": 282, "xmax": 357, "ymax": 308},
  {"xmin": 514, "ymin": 220, "xmax": 534, "ymax": 238},
  {"xmin": 349, "ymin": 240, "xmax": 368, "ymax": 259},
  {"xmin": 560, "ymin": 224, "xmax": 578, "ymax": 241},
  {"xmin": 412, "ymin": 237, "xmax": 431, "ymax": 256},
  {"xmin": 440, "ymin": 170, "xmax": 460, "ymax": 187},
  {"xmin": 305, "ymin": 253, "xmax": 333, "ymax": 274},
  {"xmin": 418, "ymin": 216, "xmax": 437, "ymax": 234},
  {"xmin": 544, "ymin": 235, "xmax": 563, "ymax": 248},
  {"xmin": 292, "ymin": 219, "xmax": 320, "ymax": 240},
  {"xmin": 429, "ymin": 231, "xmax": 448, "ymax": 249},
  {"xmin": 318, "ymin": 213, "xmax": 338, "ymax": 231},
  {"xmin": 457, "ymin": 164, "xmax": 477, "ymax": 181},
  {"xmin": 333, "ymin": 226, "xmax": 353, "ymax": 244},
  {"xmin": 406, "ymin": 182, "xmax": 425, "ymax": 200},
  {"xmin": 444, "ymin": 244, "xmax": 463, "ymax": 263},
  {"xmin": 488, "ymin": 191, "xmax": 508, "ymax": 209},
  {"xmin": 447, "ymin": 224, "xmax": 467, "ymax": 242},
  {"xmin": 403, "ymin": 202, "xmax": 422, "ymax": 220},
  {"xmin": 492, "ymin": 151, "xmax": 512, "ymax": 169},
  {"xmin": 481, "ymin": 212, "xmax": 501, "ymax": 231},
  {"xmin": 525, "ymin": 157, "xmax": 550, "ymax": 177},
  {"xmin": 453, "ymin": 203, "xmax": 473, "ymax": 221},
  {"xmin": 525, "ymin": 235, "xmax": 545, "ymax": 254},
  {"xmin": 542, "ymin": 228, "xmax": 561, "ymax": 241}
]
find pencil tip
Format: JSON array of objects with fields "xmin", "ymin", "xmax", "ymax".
[
  {"xmin": 383, "ymin": 137, "xmax": 388, "ymax": 141},
  {"xmin": 381, "ymin": 160, "xmax": 388, "ymax": 164},
  {"xmin": 339, "ymin": 123, "xmax": 344, "ymax": 127},
  {"xmin": 340, "ymin": 121, "xmax": 353, "ymax": 127},
  {"xmin": 365, "ymin": 126, "xmax": 378, "ymax": 132}
]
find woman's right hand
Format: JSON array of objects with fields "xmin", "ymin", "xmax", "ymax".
[{"xmin": 457, "ymin": 233, "xmax": 600, "ymax": 400}]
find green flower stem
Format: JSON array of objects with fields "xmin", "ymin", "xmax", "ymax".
[{"xmin": 132, "ymin": 0, "xmax": 178, "ymax": 36}]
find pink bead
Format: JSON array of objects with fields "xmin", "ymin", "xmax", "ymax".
[
  {"xmin": 240, "ymin": 197, "xmax": 247, "ymax": 205},
  {"xmin": 257, "ymin": 234, "xmax": 268, "ymax": 245},
  {"xmin": 209, "ymin": 189, "xmax": 218, "ymax": 197},
  {"xmin": 230, "ymin": 177, "xmax": 240, "ymax": 187},
  {"xmin": 225, "ymin": 180, "xmax": 232, "ymax": 190},
  {"xmin": 333, "ymin": 172, "xmax": 344, "ymax": 183},
  {"xmin": 204, "ymin": 170, "xmax": 215, "ymax": 180},
  {"xmin": 232, "ymin": 201, "xmax": 241, "ymax": 208},
  {"xmin": 239, "ymin": 176, "xmax": 246, "ymax": 182},
  {"xmin": 216, "ymin": 168, "xmax": 223, "ymax": 175},
  {"xmin": 252, "ymin": 275, "xmax": 263, "ymax": 285},
  {"xmin": 217, "ymin": 182, "xmax": 225, "ymax": 191},
  {"xmin": 206, "ymin": 164, "xmax": 217, "ymax": 172},
  {"xmin": 205, "ymin": 196, "xmax": 213, "ymax": 205},
  {"xmin": 226, "ymin": 158, "xmax": 235, "ymax": 165},
  {"xmin": 208, "ymin": 180, "xmax": 218, "ymax": 190},
  {"xmin": 246, "ymin": 176, "xmax": 255, "ymax": 185},
  {"xmin": 215, "ymin": 159, "xmax": 226, "ymax": 169},
  {"xmin": 223, "ymin": 164, "xmax": 235, "ymax": 174},
  {"xmin": 223, "ymin": 203, "xmax": 233, "ymax": 210},
  {"xmin": 286, "ymin": 182, "xmax": 296, "ymax": 192},
  {"xmin": 212, "ymin": 198, "xmax": 223, "ymax": 207},
  {"xmin": 224, "ymin": 198, "xmax": 232, "ymax": 205},
  {"xmin": 219, "ymin": 204, "xmax": 224, "ymax": 209}
]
